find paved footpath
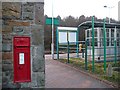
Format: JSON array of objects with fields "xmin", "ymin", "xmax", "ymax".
[{"xmin": 45, "ymin": 55, "xmax": 113, "ymax": 88}]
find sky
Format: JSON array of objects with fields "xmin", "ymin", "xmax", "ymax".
[{"xmin": 44, "ymin": 0, "xmax": 120, "ymax": 20}]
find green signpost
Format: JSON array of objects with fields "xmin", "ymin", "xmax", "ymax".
[
  {"xmin": 46, "ymin": 17, "xmax": 59, "ymax": 25},
  {"xmin": 46, "ymin": 17, "xmax": 59, "ymax": 60}
]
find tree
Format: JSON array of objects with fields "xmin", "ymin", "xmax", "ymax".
[{"xmin": 44, "ymin": 15, "xmax": 119, "ymax": 51}]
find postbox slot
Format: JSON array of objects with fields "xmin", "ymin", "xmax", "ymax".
[
  {"xmin": 14, "ymin": 46, "xmax": 30, "ymax": 48},
  {"xmin": 14, "ymin": 44, "xmax": 30, "ymax": 47},
  {"xmin": 14, "ymin": 37, "xmax": 30, "ymax": 47}
]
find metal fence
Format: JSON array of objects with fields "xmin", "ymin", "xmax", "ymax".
[{"xmin": 56, "ymin": 17, "xmax": 120, "ymax": 73}]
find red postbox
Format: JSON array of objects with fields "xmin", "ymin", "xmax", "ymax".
[{"xmin": 13, "ymin": 36, "xmax": 31, "ymax": 83}]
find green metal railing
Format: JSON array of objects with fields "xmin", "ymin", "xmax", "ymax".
[
  {"xmin": 85, "ymin": 39, "xmax": 88, "ymax": 70},
  {"xmin": 114, "ymin": 39, "xmax": 117, "ymax": 64},
  {"xmin": 103, "ymin": 19, "xmax": 107, "ymax": 72},
  {"xmin": 92, "ymin": 16, "xmax": 95, "ymax": 72},
  {"xmin": 67, "ymin": 41, "xmax": 70, "ymax": 63},
  {"xmin": 56, "ymin": 16, "xmax": 120, "ymax": 73}
]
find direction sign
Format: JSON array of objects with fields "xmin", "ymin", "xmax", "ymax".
[{"xmin": 46, "ymin": 17, "xmax": 59, "ymax": 25}]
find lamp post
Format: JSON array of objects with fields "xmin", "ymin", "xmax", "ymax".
[
  {"xmin": 51, "ymin": 0, "xmax": 54, "ymax": 59},
  {"xmin": 104, "ymin": 5, "xmax": 115, "ymax": 23}
]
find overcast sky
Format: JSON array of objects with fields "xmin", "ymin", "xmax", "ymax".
[{"xmin": 44, "ymin": 0, "xmax": 120, "ymax": 20}]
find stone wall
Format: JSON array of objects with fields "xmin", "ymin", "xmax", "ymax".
[{"xmin": 2, "ymin": 2, "xmax": 45, "ymax": 88}]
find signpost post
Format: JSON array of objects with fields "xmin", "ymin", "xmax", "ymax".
[
  {"xmin": 46, "ymin": 17, "xmax": 59, "ymax": 59},
  {"xmin": 92, "ymin": 16, "xmax": 95, "ymax": 72}
]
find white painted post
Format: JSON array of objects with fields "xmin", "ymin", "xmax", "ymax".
[{"xmin": 51, "ymin": 0, "xmax": 54, "ymax": 59}]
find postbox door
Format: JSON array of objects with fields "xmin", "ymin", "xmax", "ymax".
[{"xmin": 14, "ymin": 37, "xmax": 31, "ymax": 83}]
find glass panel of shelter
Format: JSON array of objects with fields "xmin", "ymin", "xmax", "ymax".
[
  {"xmin": 117, "ymin": 30, "xmax": 120, "ymax": 46},
  {"xmin": 111, "ymin": 29, "xmax": 114, "ymax": 46},
  {"xmin": 86, "ymin": 28, "xmax": 120, "ymax": 47},
  {"xmin": 106, "ymin": 29, "xmax": 109, "ymax": 46}
]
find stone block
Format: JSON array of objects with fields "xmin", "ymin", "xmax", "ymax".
[
  {"xmin": 0, "ymin": 52, "xmax": 2, "ymax": 61},
  {"xmin": 32, "ymin": 46, "xmax": 45, "ymax": 72},
  {"xmin": 2, "ymin": 77, "xmax": 8, "ymax": 84},
  {"xmin": 22, "ymin": 3, "xmax": 34, "ymax": 12},
  {"xmin": 22, "ymin": 12, "xmax": 34, "ymax": 20},
  {"xmin": 31, "ymin": 25, "xmax": 44, "ymax": 45},
  {"xmin": 2, "ymin": 82, "xmax": 21, "ymax": 88},
  {"xmin": 20, "ymin": 82, "xmax": 31, "ymax": 88},
  {"xmin": 3, "ymin": 70, "xmax": 13, "ymax": 82},
  {"xmin": 0, "ymin": 34, "xmax": 2, "ymax": 43},
  {"xmin": 2, "ymin": 60, "xmax": 12, "ymax": 64},
  {"xmin": 2, "ymin": 25, "xmax": 13, "ymax": 34},
  {"xmin": 37, "ymin": 72, "xmax": 45, "ymax": 87},
  {"xmin": 22, "ymin": 2, "xmax": 34, "ymax": 7},
  {"xmin": 31, "ymin": 72, "xmax": 45, "ymax": 88},
  {"xmin": 35, "ymin": 3, "xmax": 44, "ymax": 25},
  {"xmin": 0, "ymin": 46, "xmax": 1, "ymax": 52},
  {"xmin": 5, "ymin": 20, "xmax": 30, "ymax": 26},
  {"xmin": 0, "ymin": 20, "xmax": 2, "ymax": 26},
  {"xmin": 0, "ymin": 27, "xmax": 1, "ymax": 32},
  {"xmin": 13, "ymin": 26, "xmax": 31, "ymax": 35},
  {"xmin": 0, "ymin": 72, "xmax": 1, "ymax": 78},
  {"xmin": 2, "ymin": 2, "xmax": 21, "ymax": 19},
  {"xmin": 32, "ymin": 57, "xmax": 45, "ymax": 72},
  {"xmin": 2, "ymin": 64, "xmax": 13, "ymax": 71},
  {"xmin": 5, "ymin": 71, "xmax": 12, "ymax": 77},
  {"xmin": 32, "ymin": 45, "xmax": 44, "ymax": 57},
  {"xmin": 2, "ymin": 34, "xmax": 12, "ymax": 43},
  {"xmin": 13, "ymin": 26, "xmax": 24, "ymax": 33},
  {"xmin": 31, "ymin": 73, "xmax": 38, "ymax": 87},
  {"xmin": 2, "ymin": 44, "xmax": 12, "ymax": 52},
  {"xmin": 2, "ymin": 52, "xmax": 12, "ymax": 60}
]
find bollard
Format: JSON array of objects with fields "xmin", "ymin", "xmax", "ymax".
[
  {"xmin": 107, "ymin": 64, "xmax": 113, "ymax": 77},
  {"xmin": 67, "ymin": 41, "xmax": 70, "ymax": 63}
]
